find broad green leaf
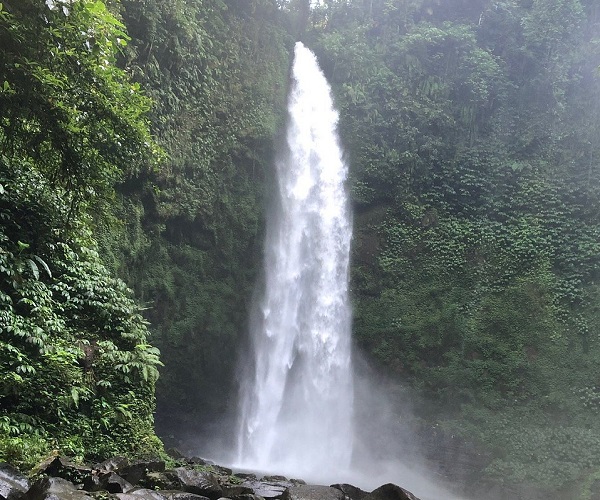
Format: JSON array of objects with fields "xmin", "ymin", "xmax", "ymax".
[
  {"xmin": 33, "ymin": 255, "xmax": 52, "ymax": 278},
  {"xmin": 71, "ymin": 387, "xmax": 79, "ymax": 407},
  {"xmin": 26, "ymin": 259, "xmax": 39, "ymax": 280}
]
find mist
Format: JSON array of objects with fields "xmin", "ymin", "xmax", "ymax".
[{"xmin": 143, "ymin": 2, "xmax": 600, "ymax": 499}]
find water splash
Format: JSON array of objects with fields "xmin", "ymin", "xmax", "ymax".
[{"xmin": 237, "ymin": 41, "xmax": 353, "ymax": 480}]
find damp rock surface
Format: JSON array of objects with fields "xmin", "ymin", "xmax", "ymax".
[
  {"xmin": 286, "ymin": 484, "xmax": 345, "ymax": 500},
  {"xmin": 0, "ymin": 463, "xmax": 30, "ymax": 500},
  {"xmin": 2, "ymin": 454, "xmax": 423, "ymax": 500}
]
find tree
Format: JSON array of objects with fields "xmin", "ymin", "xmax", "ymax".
[
  {"xmin": 0, "ymin": 0, "xmax": 157, "ymax": 214},
  {"xmin": 0, "ymin": 0, "xmax": 163, "ymax": 466}
]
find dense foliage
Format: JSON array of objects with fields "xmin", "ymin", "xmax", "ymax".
[
  {"xmin": 85, "ymin": 0, "xmax": 600, "ymax": 496},
  {"xmin": 306, "ymin": 0, "xmax": 600, "ymax": 497},
  {"xmin": 3, "ymin": 0, "xmax": 600, "ymax": 498},
  {"xmin": 0, "ymin": 0, "xmax": 162, "ymax": 467},
  {"xmin": 95, "ymin": 0, "xmax": 294, "ymax": 432}
]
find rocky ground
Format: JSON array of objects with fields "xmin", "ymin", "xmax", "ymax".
[{"xmin": 0, "ymin": 451, "xmax": 421, "ymax": 500}]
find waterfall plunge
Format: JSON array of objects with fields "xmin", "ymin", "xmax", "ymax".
[{"xmin": 237, "ymin": 42, "xmax": 354, "ymax": 481}]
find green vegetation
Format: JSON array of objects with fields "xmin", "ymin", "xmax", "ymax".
[
  {"xmin": 307, "ymin": 0, "xmax": 600, "ymax": 496},
  {"xmin": 0, "ymin": 0, "xmax": 162, "ymax": 467},
  {"xmin": 98, "ymin": 0, "xmax": 294, "ymax": 426},
  {"xmin": 2, "ymin": 0, "xmax": 600, "ymax": 497}
]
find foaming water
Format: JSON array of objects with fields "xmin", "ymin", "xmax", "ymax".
[
  {"xmin": 230, "ymin": 42, "xmax": 468, "ymax": 500},
  {"xmin": 236, "ymin": 41, "xmax": 353, "ymax": 480}
]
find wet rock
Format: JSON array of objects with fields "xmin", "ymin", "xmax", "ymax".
[
  {"xmin": 2, "ymin": 455, "xmax": 425, "ymax": 500},
  {"xmin": 239, "ymin": 480, "xmax": 290, "ymax": 499},
  {"xmin": 286, "ymin": 484, "xmax": 345, "ymax": 500},
  {"xmin": 159, "ymin": 491, "xmax": 210, "ymax": 500},
  {"xmin": 187, "ymin": 459, "xmax": 213, "ymax": 467},
  {"xmin": 232, "ymin": 474, "xmax": 256, "ymax": 481},
  {"xmin": 260, "ymin": 477, "xmax": 287, "ymax": 483},
  {"xmin": 105, "ymin": 473, "xmax": 134, "ymax": 494},
  {"xmin": 119, "ymin": 461, "xmax": 166, "ymax": 486},
  {"xmin": 208, "ymin": 466, "xmax": 232, "ymax": 477},
  {"xmin": 182, "ymin": 460, "xmax": 232, "ymax": 478},
  {"xmin": 83, "ymin": 470, "xmax": 133, "ymax": 494},
  {"xmin": 166, "ymin": 468, "xmax": 222, "ymax": 500},
  {"xmin": 96, "ymin": 458, "xmax": 130, "ymax": 473},
  {"xmin": 31, "ymin": 455, "xmax": 60, "ymax": 477},
  {"xmin": 220, "ymin": 485, "xmax": 254, "ymax": 497},
  {"xmin": 364, "ymin": 484, "xmax": 420, "ymax": 500},
  {"xmin": 24, "ymin": 476, "xmax": 94, "ymax": 500},
  {"xmin": 89, "ymin": 493, "xmax": 118, "ymax": 499},
  {"xmin": 83, "ymin": 471, "xmax": 108, "ymax": 493},
  {"xmin": 330, "ymin": 484, "xmax": 368, "ymax": 500},
  {"xmin": 116, "ymin": 488, "xmax": 169, "ymax": 500},
  {"xmin": 33, "ymin": 456, "xmax": 92, "ymax": 485},
  {"xmin": 219, "ymin": 496, "xmax": 265, "ymax": 500},
  {"xmin": 0, "ymin": 462, "xmax": 30, "ymax": 500},
  {"xmin": 142, "ymin": 472, "xmax": 179, "ymax": 491}
]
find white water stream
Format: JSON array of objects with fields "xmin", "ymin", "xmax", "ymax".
[{"xmin": 236, "ymin": 42, "xmax": 354, "ymax": 481}]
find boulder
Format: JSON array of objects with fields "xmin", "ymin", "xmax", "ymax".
[
  {"xmin": 0, "ymin": 463, "xmax": 30, "ymax": 500},
  {"xmin": 207, "ymin": 466, "xmax": 232, "ymax": 477},
  {"xmin": 364, "ymin": 484, "xmax": 420, "ymax": 500},
  {"xmin": 119, "ymin": 461, "xmax": 166, "ymax": 486},
  {"xmin": 83, "ymin": 470, "xmax": 133, "ymax": 494},
  {"xmin": 330, "ymin": 484, "xmax": 368, "ymax": 500},
  {"xmin": 218, "ymin": 496, "xmax": 265, "ymax": 500},
  {"xmin": 220, "ymin": 485, "xmax": 254, "ymax": 497},
  {"xmin": 95, "ymin": 458, "xmax": 130, "ymax": 473},
  {"xmin": 159, "ymin": 491, "xmax": 210, "ymax": 500},
  {"xmin": 116, "ymin": 488, "xmax": 168, "ymax": 500},
  {"xmin": 33, "ymin": 456, "xmax": 92, "ymax": 485},
  {"xmin": 260, "ymin": 477, "xmax": 287, "ymax": 483},
  {"xmin": 141, "ymin": 472, "xmax": 179, "ymax": 491},
  {"xmin": 286, "ymin": 484, "xmax": 345, "ymax": 500},
  {"xmin": 165, "ymin": 468, "xmax": 222, "ymax": 500},
  {"xmin": 187, "ymin": 459, "xmax": 213, "ymax": 467},
  {"xmin": 232, "ymin": 474, "xmax": 256, "ymax": 481},
  {"xmin": 31, "ymin": 455, "xmax": 60, "ymax": 476},
  {"xmin": 182, "ymin": 459, "xmax": 231, "ymax": 477},
  {"xmin": 24, "ymin": 476, "xmax": 94, "ymax": 500},
  {"xmin": 239, "ymin": 479, "xmax": 290, "ymax": 499},
  {"xmin": 105, "ymin": 473, "xmax": 134, "ymax": 494},
  {"xmin": 83, "ymin": 473, "xmax": 103, "ymax": 493}
]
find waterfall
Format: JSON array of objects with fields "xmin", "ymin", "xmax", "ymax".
[{"xmin": 237, "ymin": 41, "xmax": 354, "ymax": 480}]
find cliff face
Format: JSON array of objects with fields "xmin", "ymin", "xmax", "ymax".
[{"xmin": 3, "ymin": 0, "xmax": 600, "ymax": 497}]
